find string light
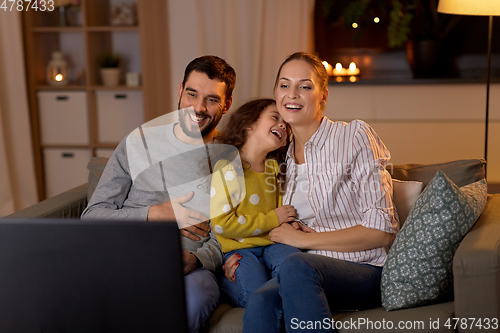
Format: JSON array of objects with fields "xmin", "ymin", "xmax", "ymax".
[
  {"xmin": 352, "ymin": 22, "xmax": 358, "ymax": 29},
  {"xmin": 374, "ymin": 17, "xmax": 380, "ymax": 23}
]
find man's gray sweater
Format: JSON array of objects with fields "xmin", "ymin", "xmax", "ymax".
[{"xmin": 81, "ymin": 122, "xmax": 225, "ymax": 272}]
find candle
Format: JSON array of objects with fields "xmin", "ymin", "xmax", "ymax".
[
  {"xmin": 333, "ymin": 62, "xmax": 346, "ymax": 76},
  {"xmin": 322, "ymin": 61, "xmax": 333, "ymax": 76},
  {"xmin": 347, "ymin": 62, "xmax": 360, "ymax": 75},
  {"xmin": 331, "ymin": 62, "xmax": 360, "ymax": 77}
]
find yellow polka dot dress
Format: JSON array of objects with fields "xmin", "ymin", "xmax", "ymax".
[{"xmin": 210, "ymin": 159, "xmax": 281, "ymax": 253}]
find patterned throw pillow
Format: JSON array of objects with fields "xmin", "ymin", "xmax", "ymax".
[{"xmin": 381, "ymin": 170, "xmax": 487, "ymax": 311}]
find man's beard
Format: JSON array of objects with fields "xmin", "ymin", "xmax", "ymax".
[{"xmin": 178, "ymin": 108, "xmax": 218, "ymax": 139}]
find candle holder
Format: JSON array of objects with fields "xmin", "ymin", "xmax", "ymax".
[
  {"xmin": 46, "ymin": 51, "xmax": 69, "ymax": 86},
  {"xmin": 332, "ymin": 62, "xmax": 360, "ymax": 77}
]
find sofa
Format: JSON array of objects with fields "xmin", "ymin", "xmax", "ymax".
[{"xmin": 5, "ymin": 158, "xmax": 500, "ymax": 333}]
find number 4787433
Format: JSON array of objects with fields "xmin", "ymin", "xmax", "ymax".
[
  {"xmin": 445, "ymin": 318, "xmax": 499, "ymax": 330},
  {"xmin": 0, "ymin": 0, "xmax": 55, "ymax": 11}
]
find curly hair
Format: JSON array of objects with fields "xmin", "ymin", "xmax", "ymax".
[
  {"xmin": 218, "ymin": 99, "xmax": 276, "ymax": 149},
  {"xmin": 215, "ymin": 98, "xmax": 288, "ymax": 189}
]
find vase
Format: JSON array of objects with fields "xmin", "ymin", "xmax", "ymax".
[
  {"xmin": 59, "ymin": 6, "xmax": 66, "ymax": 26},
  {"xmin": 66, "ymin": 7, "xmax": 83, "ymax": 26},
  {"xmin": 406, "ymin": 39, "xmax": 442, "ymax": 78},
  {"xmin": 100, "ymin": 68, "xmax": 120, "ymax": 86}
]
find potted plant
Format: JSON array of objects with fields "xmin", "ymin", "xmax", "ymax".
[
  {"xmin": 98, "ymin": 51, "xmax": 121, "ymax": 86},
  {"xmin": 387, "ymin": 0, "xmax": 460, "ymax": 77},
  {"xmin": 320, "ymin": 0, "xmax": 460, "ymax": 77}
]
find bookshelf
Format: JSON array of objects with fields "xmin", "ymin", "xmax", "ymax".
[{"xmin": 22, "ymin": 0, "xmax": 171, "ymax": 200}]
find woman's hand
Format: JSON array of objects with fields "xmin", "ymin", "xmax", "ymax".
[
  {"xmin": 274, "ymin": 224, "xmax": 393, "ymax": 253},
  {"xmin": 269, "ymin": 222, "xmax": 311, "ymax": 248},
  {"xmin": 291, "ymin": 221, "xmax": 317, "ymax": 233},
  {"xmin": 222, "ymin": 253, "xmax": 242, "ymax": 283}
]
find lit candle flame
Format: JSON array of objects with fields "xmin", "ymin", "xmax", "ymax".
[
  {"xmin": 335, "ymin": 63, "xmax": 343, "ymax": 71},
  {"xmin": 349, "ymin": 62, "xmax": 357, "ymax": 71},
  {"xmin": 55, "ymin": 74, "xmax": 64, "ymax": 82},
  {"xmin": 322, "ymin": 61, "xmax": 333, "ymax": 76}
]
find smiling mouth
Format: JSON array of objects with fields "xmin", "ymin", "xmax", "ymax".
[
  {"xmin": 188, "ymin": 112, "xmax": 208, "ymax": 124},
  {"xmin": 285, "ymin": 103, "xmax": 303, "ymax": 111},
  {"xmin": 270, "ymin": 129, "xmax": 283, "ymax": 139}
]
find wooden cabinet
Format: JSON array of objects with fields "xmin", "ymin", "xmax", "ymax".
[
  {"xmin": 38, "ymin": 91, "xmax": 89, "ymax": 145},
  {"xmin": 22, "ymin": 0, "xmax": 171, "ymax": 200},
  {"xmin": 96, "ymin": 90, "xmax": 144, "ymax": 143},
  {"xmin": 325, "ymin": 83, "xmax": 500, "ymax": 183}
]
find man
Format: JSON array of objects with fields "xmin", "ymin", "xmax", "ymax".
[{"xmin": 82, "ymin": 55, "xmax": 236, "ymax": 333}]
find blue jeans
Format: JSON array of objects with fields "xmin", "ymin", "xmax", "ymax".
[
  {"xmin": 219, "ymin": 244, "xmax": 300, "ymax": 308},
  {"xmin": 243, "ymin": 252, "xmax": 383, "ymax": 333},
  {"xmin": 184, "ymin": 268, "xmax": 219, "ymax": 333}
]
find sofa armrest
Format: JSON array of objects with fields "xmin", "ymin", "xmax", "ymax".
[
  {"xmin": 3, "ymin": 184, "xmax": 88, "ymax": 219},
  {"xmin": 453, "ymin": 194, "xmax": 500, "ymax": 326}
]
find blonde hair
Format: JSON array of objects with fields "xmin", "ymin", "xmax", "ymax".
[{"xmin": 273, "ymin": 52, "xmax": 328, "ymax": 92}]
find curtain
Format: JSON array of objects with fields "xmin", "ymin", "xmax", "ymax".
[
  {"xmin": 167, "ymin": 0, "xmax": 315, "ymax": 126},
  {"xmin": 0, "ymin": 11, "xmax": 37, "ymax": 216}
]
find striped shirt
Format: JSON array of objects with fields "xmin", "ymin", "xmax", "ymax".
[{"xmin": 283, "ymin": 117, "xmax": 399, "ymax": 266}]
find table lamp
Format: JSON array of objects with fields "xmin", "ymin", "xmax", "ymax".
[{"xmin": 438, "ymin": 0, "xmax": 500, "ymax": 177}]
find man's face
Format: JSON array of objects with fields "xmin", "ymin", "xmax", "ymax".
[{"xmin": 177, "ymin": 71, "xmax": 231, "ymax": 140}]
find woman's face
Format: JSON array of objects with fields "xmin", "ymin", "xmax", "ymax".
[{"xmin": 274, "ymin": 60, "xmax": 327, "ymax": 127}]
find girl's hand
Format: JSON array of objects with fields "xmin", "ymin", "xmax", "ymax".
[
  {"xmin": 222, "ymin": 253, "xmax": 242, "ymax": 283},
  {"xmin": 269, "ymin": 222, "xmax": 308, "ymax": 248},
  {"xmin": 274, "ymin": 205, "xmax": 296, "ymax": 225}
]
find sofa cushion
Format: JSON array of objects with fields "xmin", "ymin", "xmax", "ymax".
[
  {"xmin": 381, "ymin": 171, "xmax": 487, "ymax": 311},
  {"xmin": 87, "ymin": 157, "xmax": 109, "ymax": 201},
  {"xmin": 392, "ymin": 179, "xmax": 423, "ymax": 227},
  {"xmin": 334, "ymin": 301, "xmax": 455, "ymax": 333},
  {"xmin": 388, "ymin": 159, "xmax": 485, "ymax": 188}
]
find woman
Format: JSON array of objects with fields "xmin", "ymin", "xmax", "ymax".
[{"xmin": 239, "ymin": 52, "xmax": 399, "ymax": 332}]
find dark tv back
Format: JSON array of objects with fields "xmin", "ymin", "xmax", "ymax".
[{"xmin": 0, "ymin": 219, "xmax": 187, "ymax": 333}]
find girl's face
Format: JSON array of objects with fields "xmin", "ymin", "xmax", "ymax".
[
  {"xmin": 274, "ymin": 60, "xmax": 327, "ymax": 127},
  {"xmin": 246, "ymin": 104, "xmax": 288, "ymax": 151}
]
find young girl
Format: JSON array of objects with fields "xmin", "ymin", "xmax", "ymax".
[{"xmin": 209, "ymin": 98, "xmax": 300, "ymax": 308}]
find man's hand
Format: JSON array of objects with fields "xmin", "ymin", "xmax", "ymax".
[
  {"xmin": 148, "ymin": 192, "xmax": 209, "ymax": 229},
  {"xmin": 222, "ymin": 253, "xmax": 242, "ymax": 283},
  {"xmin": 180, "ymin": 222, "xmax": 211, "ymax": 241},
  {"xmin": 274, "ymin": 205, "xmax": 296, "ymax": 225},
  {"xmin": 182, "ymin": 249, "xmax": 198, "ymax": 275}
]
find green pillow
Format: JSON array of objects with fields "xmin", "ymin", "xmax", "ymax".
[{"xmin": 381, "ymin": 170, "xmax": 487, "ymax": 311}]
